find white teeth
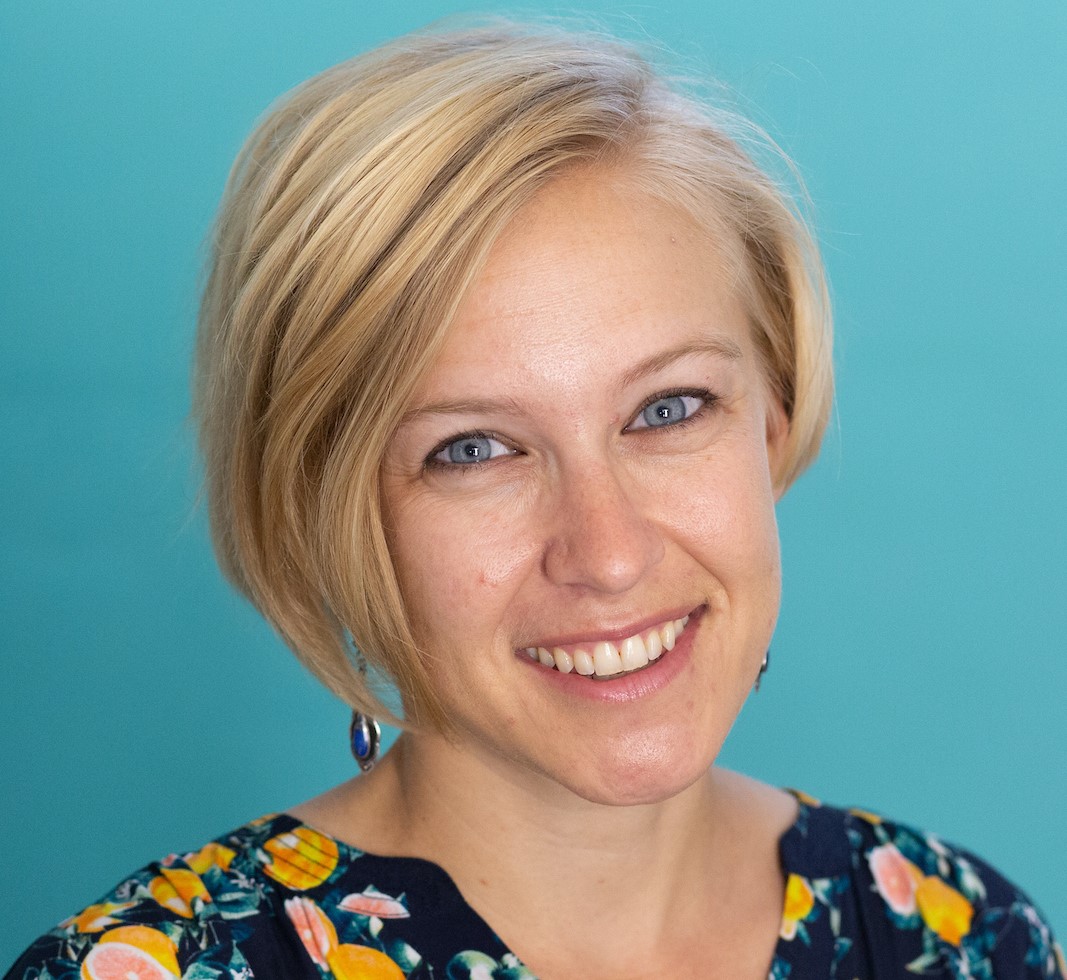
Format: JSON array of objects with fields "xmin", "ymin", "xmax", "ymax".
[
  {"xmin": 573, "ymin": 649, "xmax": 595, "ymax": 675},
  {"xmin": 592, "ymin": 641, "xmax": 623, "ymax": 677},
  {"xmin": 525, "ymin": 612, "xmax": 695, "ymax": 676},
  {"xmin": 646, "ymin": 628, "xmax": 662, "ymax": 661},
  {"xmin": 619, "ymin": 634, "xmax": 649, "ymax": 672}
]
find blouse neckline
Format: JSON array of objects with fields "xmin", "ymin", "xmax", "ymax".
[{"xmin": 275, "ymin": 788, "xmax": 849, "ymax": 975}]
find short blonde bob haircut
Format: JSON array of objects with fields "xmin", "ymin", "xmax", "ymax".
[{"xmin": 195, "ymin": 21, "xmax": 833, "ymax": 730}]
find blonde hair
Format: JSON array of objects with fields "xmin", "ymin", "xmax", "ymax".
[{"xmin": 195, "ymin": 21, "xmax": 833, "ymax": 730}]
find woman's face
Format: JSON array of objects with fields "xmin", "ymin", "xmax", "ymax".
[{"xmin": 382, "ymin": 171, "xmax": 787, "ymax": 806}]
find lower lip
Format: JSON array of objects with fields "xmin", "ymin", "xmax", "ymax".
[{"xmin": 518, "ymin": 606, "xmax": 704, "ymax": 704}]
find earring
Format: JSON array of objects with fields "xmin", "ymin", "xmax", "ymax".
[
  {"xmin": 349, "ymin": 711, "xmax": 381, "ymax": 772},
  {"xmin": 348, "ymin": 642, "xmax": 381, "ymax": 772},
  {"xmin": 755, "ymin": 649, "xmax": 770, "ymax": 692}
]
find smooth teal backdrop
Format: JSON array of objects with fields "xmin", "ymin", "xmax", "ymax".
[{"xmin": 3, "ymin": 0, "xmax": 1064, "ymax": 963}]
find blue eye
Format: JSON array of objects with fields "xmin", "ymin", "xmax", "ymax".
[
  {"xmin": 432, "ymin": 434, "xmax": 512, "ymax": 466},
  {"xmin": 629, "ymin": 393, "xmax": 705, "ymax": 430}
]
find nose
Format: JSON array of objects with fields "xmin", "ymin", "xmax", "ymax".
[{"xmin": 541, "ymin": 463, "xmax": 664, "ymax": 594}]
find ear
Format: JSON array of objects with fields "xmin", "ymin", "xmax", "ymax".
[{"xmin": 764, "ymin": 395, "xmax": 790, "ymax": 501}]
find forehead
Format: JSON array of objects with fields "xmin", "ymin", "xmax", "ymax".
[{"xmin": 421, "ymin": 172, "xmax": 754, "ymax": 396}]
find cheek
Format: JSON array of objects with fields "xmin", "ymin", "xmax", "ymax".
[
  {"xmin": 389, "ymin": 496, "xmax": 540, "ymax": 640},
  {"xmin": 655, "ymin": 440, "xmax": 781, "ymax": 576},
  {"xmin": 476, "ymin": 538, "xmax": 542, "ymax": 589}
]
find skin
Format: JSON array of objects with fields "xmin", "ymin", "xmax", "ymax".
[{"xmin": 293, "ymin": 170, "xmax": 799, "ymax": 978}]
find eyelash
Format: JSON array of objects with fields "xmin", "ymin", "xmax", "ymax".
[
  {"xmin": 627, "ymin": 386, "xmax": 718, "ymax": 433},
  {"xmin": 423, "ymin": 386, "xmax": 719, "ymax": 473},
  {"xmin": 424, "ymin": 429, "xmax": 514, "ymax": 471}
]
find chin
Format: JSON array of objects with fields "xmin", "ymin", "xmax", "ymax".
[{"xmin": 561, "ymin": 730, "xmax": 717, "ymax": 808}]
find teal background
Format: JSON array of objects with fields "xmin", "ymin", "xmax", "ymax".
[{"xmin": 2, "ymin": 0, "xmax": 1064, "ymax": 963}]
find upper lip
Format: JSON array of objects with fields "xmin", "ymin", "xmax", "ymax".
[{"xmin": 517, "ymin": 603, "xmax": 703, "ymax": 651}]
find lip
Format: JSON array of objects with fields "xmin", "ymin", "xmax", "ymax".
[
  {"xmin": 518, "ymin": 604, "xmax": 705, "ymax": 704},
  {"xmin": 516, "ymin": 604, "xmax": 701, "ymax": 652}
]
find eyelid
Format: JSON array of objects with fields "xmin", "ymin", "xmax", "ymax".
[
  {"xmin": 625, "ymin": 387, "xmax": 716, "ymax": 431},
  {"xmin": 424, "ymin": 430, "xmax": 516, "ymax": 469},
  {"xmin": 421, "ymin": 386, "xmax": 717, "ymax": 471}
]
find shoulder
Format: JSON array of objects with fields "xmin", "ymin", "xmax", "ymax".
[
  {"xmin": 4, "ymin": 814, "xmax": 294, "ymax": 979},
  {"xmin": 5, "ymin": 814, "xmax": 520, "ymax": 980},
  {"xmin": 781, "ymin": 791, "xmax": 1066, "ymax": 978}
]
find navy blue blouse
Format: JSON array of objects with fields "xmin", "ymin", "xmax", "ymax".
[{"xmin": 6, "ymin": 794, "xmax": 1064, "ymax": 979}]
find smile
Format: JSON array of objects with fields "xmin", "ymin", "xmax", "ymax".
[{"xmin": 522, "ymin": 614, "xmax": 691, "ymax": 679}]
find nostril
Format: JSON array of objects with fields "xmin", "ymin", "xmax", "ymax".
[{"xmin": 541, "ymin": 480, "xmax": 664, "ymax": 593}]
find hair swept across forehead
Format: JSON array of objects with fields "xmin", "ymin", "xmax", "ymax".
[{"xmin": 194, "ymin": 20, "xmax": 833, "ymax": 730}]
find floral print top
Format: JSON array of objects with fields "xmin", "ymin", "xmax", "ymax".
[{"xmin": 6, "ymin": 793, "xmax": 1064, "ymax": 979}]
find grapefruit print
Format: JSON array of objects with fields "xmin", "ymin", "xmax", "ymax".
[{"xmin": 80, "ymin": 941, "xmax": 180, "ymax": 980}]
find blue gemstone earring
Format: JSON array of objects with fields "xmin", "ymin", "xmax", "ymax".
[{"xmin": 349, "ymin": 711, "xmax": 381, "ymax": 772}]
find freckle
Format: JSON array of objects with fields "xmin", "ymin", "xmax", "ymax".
[{"xmin": 479, "ymin": 878, "xmax": 489, "ymax": 887}]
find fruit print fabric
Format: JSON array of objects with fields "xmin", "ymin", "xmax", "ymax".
[{"xmin": 6, "ymin": 799, "xmax": 1064, "ymax": 979}]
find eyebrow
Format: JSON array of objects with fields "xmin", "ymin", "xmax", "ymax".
[
  {"xmin": 401, "ymin": 394, "xmax": 528, "ymax": 423},
  {"xmin": 403, "ymin": 335, "xmax": 743, "ymax": 422},
  {"xmin": 618, "ymin": 336, "xmax": 743, "ymax": 389}
]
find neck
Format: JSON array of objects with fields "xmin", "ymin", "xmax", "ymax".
[
  {"xmin": 290, "ymin": 731, "xmax": 795, "ymax": 978},
  {"xmin": 398, "ymin": 726, "xmax": 714, "ymax": 878},
  {"xmin": 383, "ymin": 732, "xmax": 790, "ymax": 975}
]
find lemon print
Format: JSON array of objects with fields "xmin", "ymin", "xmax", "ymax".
[
  {"xmin": 148, "ymin": 868, "xmax": 210, "ymax": 918},
  {"xmin": 65, "ymin": 902, "xmax": 133, "ymax": 933},
  {"xmin": 262, "ymin": 827, "xmax": 339, "ymax": 891},
  {"xmin": 185, "ymin": 842, "xmax": 236, "ymax": 874},
  {"xmin": 779, "ymin": 874, "xmax": 816, "ymax": 941},
  {"xmin": 326, "ymin": 944, "xmax": 406, "ymax": 980},
  {"xmin": 94, "ymin": 926, "xmax": 180, "ymax": 975},
  {"xmin": 915, "ymin": 876, "xmax": 974, "ymax": 945},
  {"xmin": 782, "ymin": 874, "xmax": 815, "ymax": 921}
]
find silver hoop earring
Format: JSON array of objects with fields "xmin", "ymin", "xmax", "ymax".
[
  {"xmin": 349, "ymin": 711, "xmax": 381, "ymax": 772},
  {"xmin": 755, "ymin": 649, "xmax": 770, "ymax": 692}
]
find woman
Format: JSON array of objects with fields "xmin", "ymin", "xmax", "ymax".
[{"xmin": 7, "ymin": 21, "xmax": 1063, "ymax": 980}]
